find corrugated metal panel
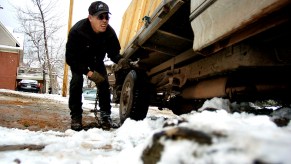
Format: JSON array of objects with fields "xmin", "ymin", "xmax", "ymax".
[
  {"xmin": 0, "ymin": 51, "xmax": 19, "ymax": 90},
  {"xmin": 119, "ymin": 0, "xmax": 162, "ymax": 53}
]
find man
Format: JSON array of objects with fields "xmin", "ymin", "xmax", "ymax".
[{"xmin": 65, "ymin": 1, "xmax": 129, "ymax": 131}]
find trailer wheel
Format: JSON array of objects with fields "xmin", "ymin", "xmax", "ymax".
[{"xmin": 119, "ymin": 70, "xmax": 150, "ymax": 124}]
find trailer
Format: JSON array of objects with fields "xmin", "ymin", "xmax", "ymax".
[{"xmin": 112, "ymin": 0, "xmax": 291, "ymax": 124}]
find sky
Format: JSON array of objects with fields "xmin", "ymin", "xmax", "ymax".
[
  {"xmin": 0, "ymin": 89, "xmax": 291, "ymax": 164},
  {"xmin": 0, "ymin": 0, "xmax": 132, "ymax": 43}
]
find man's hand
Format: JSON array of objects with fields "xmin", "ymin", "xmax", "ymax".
[
  {"xmin": 117, "ymin": 58, "xmax": 131, "ymax": 69},
  {"xmin": 88, "ymin": 71, "xmax": 105, "ymax": 85}
]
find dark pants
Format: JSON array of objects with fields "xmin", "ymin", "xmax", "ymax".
[{"xmin": 69, "ymin": 65, "xmax": 112, "ymax": 119}]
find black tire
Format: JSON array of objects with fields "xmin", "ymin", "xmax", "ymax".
[{"xmin": 119, "ymin": 70, "xmax": 150, "ymax": 124}]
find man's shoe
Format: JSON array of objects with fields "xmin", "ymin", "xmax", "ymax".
[
  {"xmin": 71, "ymin": 117, "xmax": 82, "ymax": 131},
  {"xmin": 101, "ymin": 112, "xmax": 112, "ymax": 130}
]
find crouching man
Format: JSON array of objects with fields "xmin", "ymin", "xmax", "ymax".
[{"xmin": 65, "ymin": 1, "xmax": 129, "ymax": 131}]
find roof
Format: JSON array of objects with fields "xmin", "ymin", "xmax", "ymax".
[{"xmin": 0, "ymin": 21, "xmax": 20, "ymax": 47}]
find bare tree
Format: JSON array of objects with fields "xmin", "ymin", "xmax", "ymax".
[{"xmin": 15, "ymin": 0, "xmax": 65, "ymax": 94}]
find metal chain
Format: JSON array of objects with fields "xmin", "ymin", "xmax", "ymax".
[{"xmin": 93, "ymin": 88, "xmax": 101, "ymax": 125}]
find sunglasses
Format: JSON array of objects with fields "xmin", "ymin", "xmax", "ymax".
[{"xmin": 97, "ymin": 14, "xmax": 110, "ymax": 20}]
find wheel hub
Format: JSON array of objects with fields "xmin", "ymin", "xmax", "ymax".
[{"xmin": 121, "ymin": 81, "xmax": 131, "ymax": 115}]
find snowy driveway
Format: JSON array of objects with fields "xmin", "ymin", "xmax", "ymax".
[{"xmin": 0, "ymin": 89, "xmax": 291, "ymax": 164}]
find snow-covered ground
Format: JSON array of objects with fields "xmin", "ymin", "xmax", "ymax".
[{"xmin": 0, "ymin": 89, "xmax": 291, "ymax": 164}]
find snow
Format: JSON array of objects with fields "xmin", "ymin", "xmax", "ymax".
[{"xmin": 0, "ymin": 89, "xmax": 291, "ymax": 164}]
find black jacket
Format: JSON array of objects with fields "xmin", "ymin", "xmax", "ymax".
[{"xmin": 65, "ymin": 18, "xmax": 122, "ymax": 75}]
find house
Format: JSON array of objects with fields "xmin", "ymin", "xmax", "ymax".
[{"xmin": 0, "ymin": 21, "xmax": 23, "ymax": 90}]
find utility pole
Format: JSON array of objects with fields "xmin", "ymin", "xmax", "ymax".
[{"xmin": 62, "ymin": 0, "xmax": 74, "ymax": 97}]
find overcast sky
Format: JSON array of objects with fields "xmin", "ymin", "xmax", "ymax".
[{"xmin": 0, "ymin": 0, "xmax": 131, "ymax": 38}]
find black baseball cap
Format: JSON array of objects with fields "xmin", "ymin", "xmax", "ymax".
[{"xmin": 88, "ymin": 1, "xmax": 111, "ymax": 16}]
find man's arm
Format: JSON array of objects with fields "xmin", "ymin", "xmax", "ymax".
[
  {"xmin": 105, "ymin": 26, "xmax": 123, "ymax": 64},
  {"xmin": 65, "ymin": 30, "xmax": 90, "ymax": 75}
]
